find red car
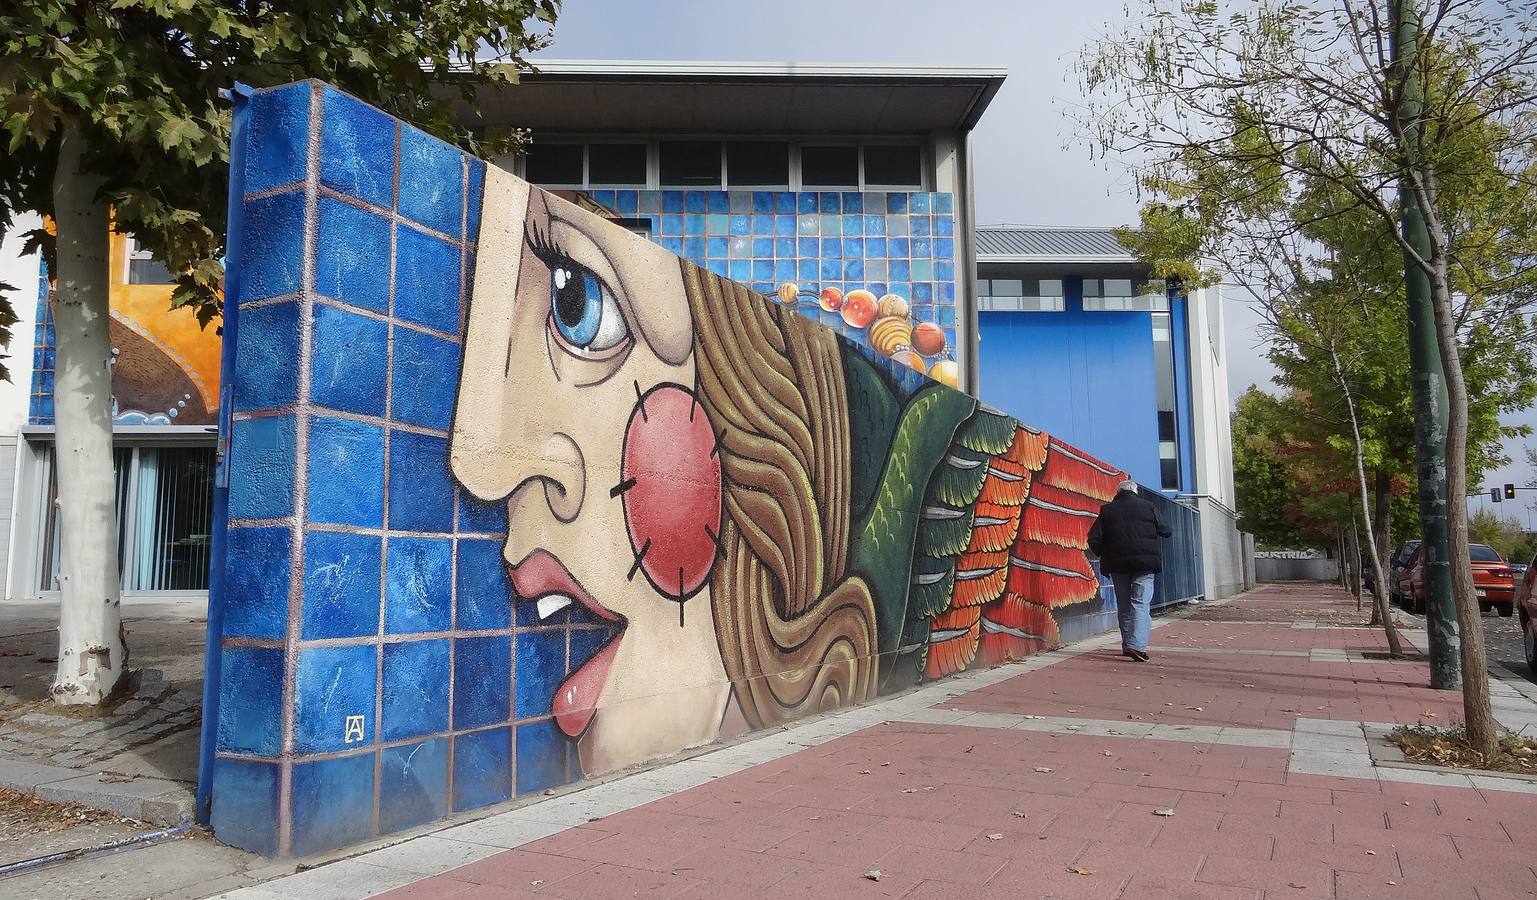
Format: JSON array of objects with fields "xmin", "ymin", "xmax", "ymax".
[
  {"xmin": 1397, "ymin": 542, "xmax": 1516, "ymax": 618},
  {"xmin": 1518, "ymin": 550, "xmax": 1537, "ymax": 672}
]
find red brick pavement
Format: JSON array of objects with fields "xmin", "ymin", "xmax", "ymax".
[{"xmin": 375, "ymin": 585, "xmax": 1537, "ymax": 899}]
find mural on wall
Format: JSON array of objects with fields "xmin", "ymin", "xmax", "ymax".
[
  {"xmin": 209, "ymin": 81, "xmax": 1134, "ymax": 858},
  {"xmin": 28, "ymin": 232, "xmax": 221, "ymax": 426},
  {"xmin": 455, "ymin": 174, "xmax": 1122, "ymax": 775}
]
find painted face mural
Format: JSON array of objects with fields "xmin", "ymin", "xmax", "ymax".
[
  {"xmin": 451, "ymin": 168, "xmax": 1128, "ymax": 778},
  {"xmin": 211, "ymin": 83, "xmax": 1193, "ymax": 860}
]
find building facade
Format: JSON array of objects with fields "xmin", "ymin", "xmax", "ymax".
[{"xmin": 974, "ymin": 225, "xmax": 1244, "ymax": 598}]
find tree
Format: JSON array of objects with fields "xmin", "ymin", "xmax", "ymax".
[
  {"xmin": 1, "ymin": 1, "xmax": 557, "ymax": 704},
  {"xmin": 1468, "ymin": 510, "xmax": 1526, "ymax": 562},
  {"xmin": 1079, "ymin": 0, "xmax": 1537, "ymax": 759}
]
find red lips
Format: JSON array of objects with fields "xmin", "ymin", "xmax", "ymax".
[
  {"xmin": 508, "ymin": 550, "xmax": 623, "ymax": 738},
  {"xmin": 508, "ymin": 550, "xmax": 621, "ymax": 622}
]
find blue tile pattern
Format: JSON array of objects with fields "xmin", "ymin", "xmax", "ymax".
[
  {"xmin": 215, "ymin": 81, "xmax": 622, "ymax": 859},
  {"xmin": 574, "ymin": 189, "xmax": 959, "ymax": 358}
]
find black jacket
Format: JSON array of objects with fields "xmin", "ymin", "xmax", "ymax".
[{"xmin": 1087, "ymin": 490, "xmax": 1171, "ymax": 575}]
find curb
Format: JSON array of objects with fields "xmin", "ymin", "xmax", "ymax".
[{"xmin": 0, "ymin": 757, "xmax": 193, "ymax": 825}]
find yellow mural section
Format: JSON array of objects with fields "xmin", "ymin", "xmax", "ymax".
[{"xmin": 106, "ymin": 233, "xmax": 221, "ymax": 424}]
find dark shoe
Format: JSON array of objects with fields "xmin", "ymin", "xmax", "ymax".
[{"xmin": 1128, "ymin": 648, "xmax": 1150, "ymax": 662}]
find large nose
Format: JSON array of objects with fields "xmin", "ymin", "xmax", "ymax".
[{"xmin": 450, "ymin": 175, "xmax": 585, "ymax": 522}]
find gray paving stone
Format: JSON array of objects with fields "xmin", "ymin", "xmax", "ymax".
[
  {"xmin": 0, "ymin": 757, "xmax": 80, "ymax": 791},
  {"xmin": 35, "ymin": 772, "xmax": 194, "ymax": 824},
  {"xmin": 15, "ymin": 712, "xmax": 75, "ymax": 728}
]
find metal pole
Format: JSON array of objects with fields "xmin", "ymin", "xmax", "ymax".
[{"xmin": 1394, "ymin": 0, "xmax": 1459, "ymax": 689}]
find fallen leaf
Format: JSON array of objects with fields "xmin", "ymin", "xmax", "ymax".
[
  {"xmin": 901, "ymin": 789, "xmax": 917, "ymax": 794},
  {"xmin": 1153, "ymin": 808, "xmax": 1175, "ymax": 817},
  {"xmin": 1364, "ymin": 850, "xmax": 1376, "ymax": 856},
  {"xmin": 1102, "ymin": 750, "xmax": 1113, "ymax": 757},
  {"xmin": 859, "ymin": 770, "xmax": 872, "ymax": 774},
  {"xmin": 1068, "ymin": 867, "xmax": 1095, "ymax": 876},
  {"xmin": 1034, "ymin": 767, "xmax": 1054, "ymax": 773},
  {"xmin": 986, "ymin": 833, "xmax": 1004, "ymax": 841},
  {"xmin": 99, "ymin": 774, "xmax": 138, "ymax": 784},
  {"xmin": 864, "ymin": 870, "xmax": 882, "ymax": 882},
  {"xmin": 1289, "ymin": 884, "xmax": 1307, "ymax": 890},
  {"xmin": 1011, "ymin": 811, "xmax": 1028, "ymax": 818},
  {"xmin": 1065, "ymin": 725, "xmax": 1083, "ymax": 731},
  {"xmin": 1421, "ymin": 711, "xmax": 1437, "ymax": 717},
  {"xmin": 530, "ymin": 881, "xmax": 543, "ymax": 887}
]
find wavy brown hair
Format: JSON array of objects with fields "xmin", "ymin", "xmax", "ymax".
[{"xmin": 681, "ymin": 264, "xmax": 879, "ymax": 728}]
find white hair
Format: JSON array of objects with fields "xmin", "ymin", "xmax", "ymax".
[{"xmin": 1118, "ymin": 479, "xmax": 1138, "ymax": 493}]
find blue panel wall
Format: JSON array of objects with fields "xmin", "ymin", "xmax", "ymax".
[
  {"xmin": 977, "ymin": 280, "xmax": 1161, "ymax": 489},
  {"xmin": 211, "ymin": 81, "xmax": 613, "ymax": 858}
]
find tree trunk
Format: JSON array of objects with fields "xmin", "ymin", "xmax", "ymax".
[
  {"xmin": 1334, "ymin": 355, "xmax": 1401, "ymax": 655},
  {"xmin": 1392, "ymin": 0, "xmax": 1459, "ymax": 691},
  {"xmin": 49, "ymin": 127, "xmax": 126, "ymax": 706},
  {"xmin": 1373, "ymin": 469, "xmax": 1393, "ymax": 600},
  {"xmin": 1348, "ymin": 517, "xmax": 1364, "ymax": 614},
  {"xmin": 1427, "ymin": 255, "xmax": 1497, "ymax": 757}
]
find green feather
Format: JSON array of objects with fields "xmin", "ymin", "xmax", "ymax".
[
  {"xmin": 909, "ymin": 555, "xmax": 956, "ymax": 618},
  {"xmin": 957, "ymin": 406, "xmax": 1016, "ymax": 456},
  {"xmin": 928, "ymin": 446, "xmax": 990, "ymax": 508},
  {"xmin": 918, "ymin": 504, "xmax": 975, "ymax": 558},
  {"xmin": 847, "ymin": 384, "xmax": 978, "ymax": 658}
]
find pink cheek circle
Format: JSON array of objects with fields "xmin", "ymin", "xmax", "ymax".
[{"xmin": 620, "ymin": 383, "xmax": 724, "ymax": 602}]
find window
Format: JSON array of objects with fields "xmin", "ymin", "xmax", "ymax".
[
  {"xmin": 977, "ymin": 277, "xmax": 1064, "ymax": 312},
  {"xmin": 513, "ymin": 141, "xmax": 924, "ymax": 190},
  {"xmin": 1083, "ymin": 277, "xmax": 1168, "ymax": 311},
  {"xmin": 726, "ymin": 141, "xmax": 789, "ymax": 187},
  {"xmin": 525, "ymin": 143, "xmax": 584, "ymax": 186},
  {"xmin": 1469, "ymin": 545, "xmax": 1502, "ymax": 562},
  {"xmin": 40, "ymin": 445, "xmax": 215, "ymax": 593},
  {"xmin": 125, "ymin": 238, "xmax": 174, "ymax": 285},
  {"xmin": 800, "ymin": 146, "xmax": 859, "ymax": 188},
  {"xmin": 587, "ymin": 143, "xmax": 647, "ymax": 185},
  {"xmin": 659, "ymin": 141, "xmax": 722, "ymax": 187},
  {"xmin": 1152, "ymin": 311, "xmax": 1181, "ymax": 491},
  {"xmin": 863, "ymin": 145, "xmax": 923, "ymax": 187}
]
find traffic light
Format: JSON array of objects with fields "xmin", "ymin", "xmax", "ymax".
[
  {"xmin": 1491, "ymin": 487, "xmax": 1502, "ymax": 502},
  {"xmin": 1506, "ymin": 483, "xmax": 1517, "ymax": 500}
]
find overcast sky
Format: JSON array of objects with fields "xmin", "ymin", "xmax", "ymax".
[{"xmin": 534, "ymin": 0, "xmax": 1535, "ymax": 521}]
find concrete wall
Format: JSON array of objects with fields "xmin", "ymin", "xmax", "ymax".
[
  {"xmin": 1198, "ymin": 498, "xmax": 1250, "ymax": 600},
  {"xmin": 206, "ymin": 81, "xmax": 1193, "ymax": 858},
  {"xmin": 1255, "ymin": 557, "xmax": 1339, "ymax": 582}
]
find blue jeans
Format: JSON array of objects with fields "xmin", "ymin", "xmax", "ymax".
[{"xmin": 1111, "ymin": 572, "xmax": 1155, "ymax": 652}]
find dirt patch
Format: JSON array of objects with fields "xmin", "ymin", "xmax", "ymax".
[
  {"xmin": 1360, "ymin": 650, "xmax": 1429, "ymax": 662},
  {"xmin": 0, "ymin": 787, "xmax": 146, "ymax": 842},
  {"xmin": 1386, "ymin": 724, "xmax": 1537, "ymax": 776}
]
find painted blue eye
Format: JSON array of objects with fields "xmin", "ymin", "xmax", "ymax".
[{"xmin": 549, "ymin": 261, "xmax": 628, "ymax": 352}]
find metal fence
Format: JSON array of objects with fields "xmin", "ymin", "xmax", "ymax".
[{"xmin": 1148, "ymin": 489, "xmax": 1204, "ymax": 608}]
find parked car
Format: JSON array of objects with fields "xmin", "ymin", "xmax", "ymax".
[
  {"xmin": 1396, "ymin": 542, "xmax": 1516, "ymax": 617},
  {"xmin": 1387, "ymin": 540, "xmax": 1421, "ymax": 607},
  {"xmin": 1518, "ymin": 551, "xmax": 1537, "ymax": 672}
]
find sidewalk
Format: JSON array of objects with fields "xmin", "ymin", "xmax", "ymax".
[
  {"xmin": 0, "ymin": 601, "xmax": 207, "ymax": 824},
  {"xmin": 216, "ymin": 585, "xmax": 1537, "ymax": 898}
]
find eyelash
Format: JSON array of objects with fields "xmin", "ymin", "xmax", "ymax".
[{"xmin": 526, "ymin": 224, "xmax": 632, "ymax": 357}]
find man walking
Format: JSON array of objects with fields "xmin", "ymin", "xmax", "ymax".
[{"xmin": 1087, "ymin": 479, "xmax": 1171, "ymax": 662}]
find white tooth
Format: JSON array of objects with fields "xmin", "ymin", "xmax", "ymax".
[{"xmin": 537, "ymin": 594, "xmax": 574, "ymax": 620}]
